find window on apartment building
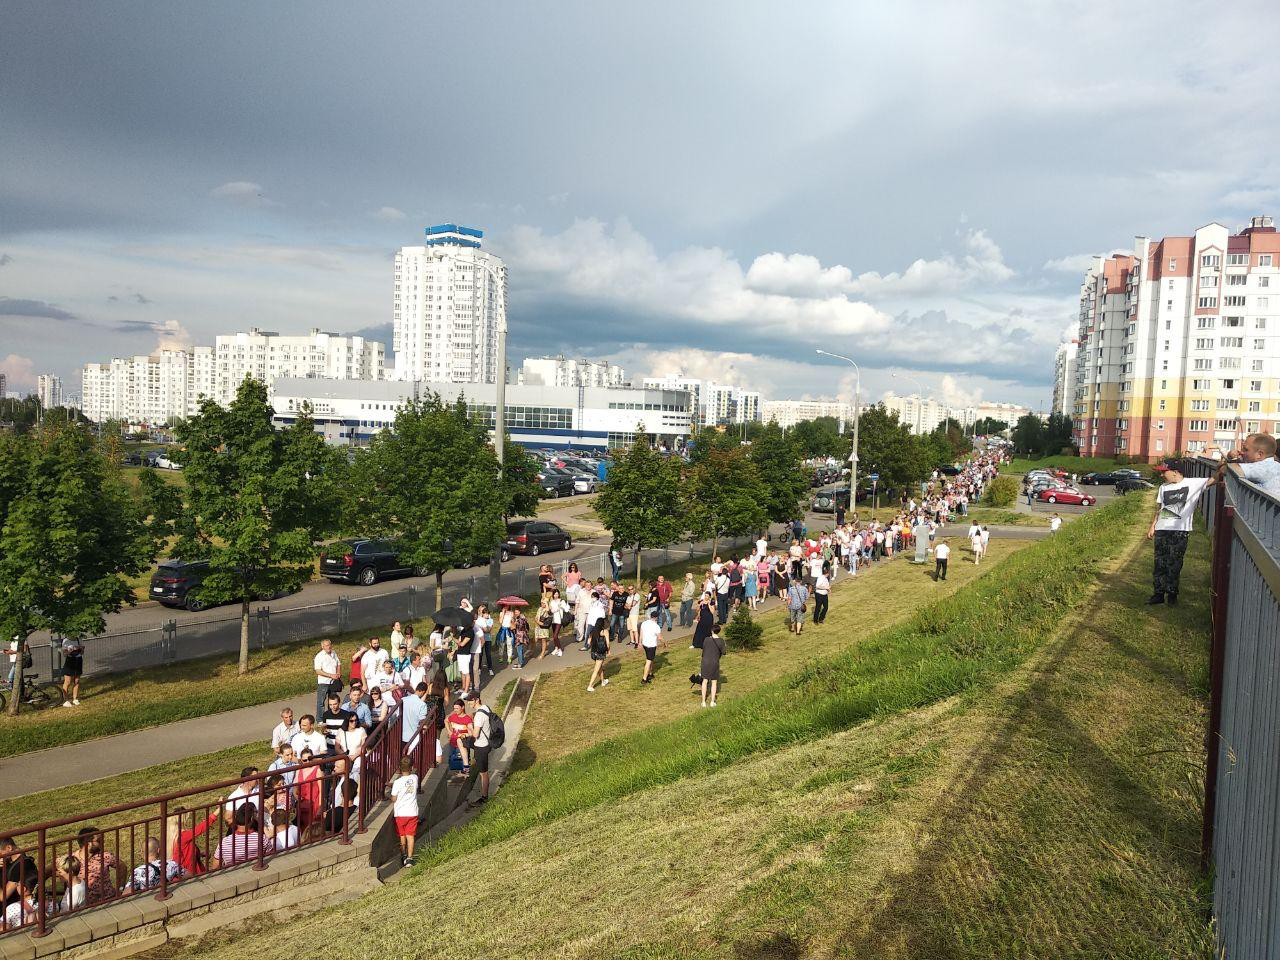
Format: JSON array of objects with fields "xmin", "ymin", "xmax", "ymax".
[
  {"xmin": 1223, "ymin": 316, "xmax": 1243, "ymax": 327},
  {"xmin": 1224, "ymin": 296, "xmax": 1246, "ymax": 307},
  {"xmin": 1161, "ymin": 380, "xmax": 1168, "ymax": 389},
  {"xmin": 1199, "ymin": 297, "xmax": 1219, "ymax": 308},
  {"xmin": 1222, "ymin": 357, "xmax": 1242, "ymax": 369},
  {"xmin": 1257, "ymin": 318, "xmax": 1268, "ymax": 329},
  {"xmin": 1203, "ymin": 254, "xmax": 1221, "ymax": 268},
  {"xmin": 1248, "ymin": 381, "xmax": 1264, "ymax": 394},
  {"xmin": 1217, "ymin": 418, "xmax": 1239, "ymax": 431},
  {"xmin": 1191, "ymin": 380, "xmax": 1208, "ymax": 390},
  {"xmin": 1192, "ymin": 400, "xmax": 1210, "ymax": 412},
  {"xmin": 1228, "ymin": 254, "xmax": 1247, "ymax": 266},
  {"xmin": 1190, "ymin": 420, "xmax": 1209, "ymax": 431},
  {"xmin": 1261, "ymin": 276, "xmax": 1271, "ymax": 288},
  {"xmin": 1194, "ymin": 359, "xmax": 1213, "ymax": 370},
  {"xmin": 1249, "ymin": 401, "xmax": 1262, "ymax": 413},
  {"xmin": 1260, "ymin": 297, "xmax": 1271, "ymax": 309},
  {"xmin": 1159, "ymin": 400, "xmax": 1167, "ymax": 411},
  {"xmin": 1167, "ymin": 300, "xmax": 1174, "ymax": 310},
  {"xmin": 1228, "ymin": 274, "xmax": 1247, "ymax": 285},
  {"xmin": 1261, "ymin": 255, "xmax": 1273, "ymax": 267},
  {"xmin": 1218, "ymin": 398, "xmax": 1238, "ymax": 410},
  {"xmin": 1247, "ymin": 420, "xmax": 1261, "ymax": 432},
  {"xmin": 1255, "ymin": 339, "xmax": 1267, "ymax": 350},
  {"xmin": 1200, "ymin": 275, "xmax": 1218, "ymax": 288},
  {"xmin": 1156, "ymin": 438, "xmax": 1166, "ymax": 452},
  {"xmin": 1221, "ymin": 379, "xmax": 1236, "ymax": 390},
  {"xmin": 1161, "ymin": 360, "xmax": 1169, "ymax": 371},
  {"xmin": 1163, "ymin": 340, "xmax": 1170, "ymax": 351},
  {"xmin": 1170, "ymin": 259, "xmax": 1178, "ymax": 270},
  {"xmin": 1222, "ymin": 337, "xmax": 1244, "ymax": 348},
  {"xmin": 1254, "ymin": 360, "xmax": 1266, "ymax": 372},
  {"xmin": 1195, "ymin": 338, "xmax": 1213, "ymax": 349},
  {"xmin": 1166, "ymin": 320, "xmax": 1172, "ymax": 330}
]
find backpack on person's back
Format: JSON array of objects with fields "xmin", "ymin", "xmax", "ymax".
[{"xmin": 481, "ymin": 706, "xmax": 506, "ymax": 749}]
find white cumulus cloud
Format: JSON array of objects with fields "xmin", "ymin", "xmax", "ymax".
[
  {"xmin": 0, "ymin": 354, "xmax": 37, "ymax": 392},
  {"xmin": 502, "ymin": 217, "xmax": 893, "ymax": 339},
  {"xmin": 744, "ymin": 229, "xmax": 1014, "ymax": 299}
]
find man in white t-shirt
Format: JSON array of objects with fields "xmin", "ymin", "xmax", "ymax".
[
  {"xmin": 755, "ymin": 536, "xmax": 768, "ymax": 559},
  {"xmin": 1147, "ymin": 463, "xmax": 1216, "ymax": 605},
  {"xmin": 390, "ymin": 758, "xmax": 420, "ymax": 866},
  {"xmin": 713, "ymin": 571, "xmax": 730, "ymax": 624},
  {"xmin": 1049, "ymin": 514, "xmax": 1062, "ymax": 534},
  {"xmin": 639, "ymin": 610, "xmax": 663, "ymax": 685},
  {"xmin": 270, "ymin": 708, "xmax": 299, "ymax": 756},
  {"xmin": 356, "ymin": 637, "xmax": 389, "ymax": 690},
  {"xmin": 290, "ymin": 714, "xmax": 327, "ymax": 758},
  {"xmin": 313, "ymin": 638, "xmax": 340, "ymax": 719},
  {"xmin": 933, "ymin": 541, "xmax": 950, "ymax": 582},
  {"xmin": 1146, "ymin": 463, "xmax": 1213, "ymax": 604}
]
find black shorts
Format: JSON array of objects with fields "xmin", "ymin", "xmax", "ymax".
[
  {"xmin": 63, "ymin": 657, "xmax": 83, "ymax": 678},
  {"xmin": 643, "ymin": 645, "xmax": 656, "ymax": 661},
  {"xmin": 473, "ymin": 745, "xmax": 491, "ymax": 774}
]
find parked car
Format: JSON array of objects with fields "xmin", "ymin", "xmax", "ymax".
[
  {"xmin": 1081, "ymin": 469, "xmax": 1141, "ymax": 485},
  {"xmin": 537, "ymin": 470, "xmax": 577, "ymax": 498},
  {"xmin": 1116, "ymin": 477, "xmax": 1155, "ymax": 494},
  {"xmin": 150, "ymin": 560, "xmax": 213, "ymax": 611},
  {"xmin": 1035, "ymin": 488, "xmax": 1096, "ymax": 506},
  {"xmin": 320, "ymin": 539, "xmax": 420, "ymax": 586},
  {"xmin": 503, "ymin": 520, "xmax": 573, "ymax": 559},
  {"xmin": 571, "ymin": 474, "xmax": 597, "ymax": 494},
  {"xmin": 812, "ymin": 486, "xmax": 851, "ymax": 513},
  {"xmin": 154, "ymin": 455, "xmax": 181, "ymax": 470}
]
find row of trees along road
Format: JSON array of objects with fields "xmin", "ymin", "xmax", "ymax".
[
  {"xmin": 1010, "ymin": 412, "xmax": 1074, "ymax": 457},
  {"xmin": 0, "ymin": 379, "xmax": 547, "ymax": 711}
]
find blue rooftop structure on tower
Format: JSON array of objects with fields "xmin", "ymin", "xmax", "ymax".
[{"xmin": 424, "ymin": 224, "xmax": 483, "ymax": 248}]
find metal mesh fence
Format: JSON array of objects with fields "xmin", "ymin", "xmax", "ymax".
[{"xmin": 22, "ymin": 536, "xmax": 759, "ymax": 683}]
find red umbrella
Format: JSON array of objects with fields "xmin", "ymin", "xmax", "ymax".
[{"xmin": 497, "ymin": 595, "xmax": 529, "ymax": 607}]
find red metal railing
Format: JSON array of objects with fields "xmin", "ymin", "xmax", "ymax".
[{"xmin": 0, "ymin": 698, "xmax": 436, "ymax": 939}]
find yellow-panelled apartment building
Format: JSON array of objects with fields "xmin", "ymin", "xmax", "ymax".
[{"xmin": 1072, "ymin": 216, "xmax": 1280, "ymax": 461}]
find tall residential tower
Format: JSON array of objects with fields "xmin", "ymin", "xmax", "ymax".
[{"xmin": 393, "ymin": 225, "xmax": 507, "ymax": 383}]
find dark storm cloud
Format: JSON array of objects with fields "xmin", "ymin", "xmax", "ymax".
[{"xmin": 0, "ymin": 297, "xmax": 76, "ymax": 321}]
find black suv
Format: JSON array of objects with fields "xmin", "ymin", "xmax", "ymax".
[
  {"xmin": 538, "ymin": 470, "xmax": 577, "ymax": 498},
  {"xmin": 503, "ymin": 520, "xmax": 572, "ymax": 560},
  {"xmin": 321, "ymin": 539, "xmax": 419, "ymax": 586},
  {"xmin": 150, "ymin": 560, "xmax": 213, "ymax": 611}
]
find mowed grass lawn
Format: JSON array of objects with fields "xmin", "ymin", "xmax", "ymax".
[
  {"xmin": 192, "ymin": 493, "xmax": 1213, "ymax": 959},
  {"xmin": 521, "ymin": 535, "xmax": 1027, "ymax": 765}
]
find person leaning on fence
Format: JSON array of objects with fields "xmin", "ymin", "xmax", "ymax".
[{"xmin": 1147, "ymin": 463, "xmax": 1217, "ymax": 605}]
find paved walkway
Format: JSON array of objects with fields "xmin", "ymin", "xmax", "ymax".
[{"xmin": 0, "ymin": 524, "xmax": 1048, "ymax": 802}]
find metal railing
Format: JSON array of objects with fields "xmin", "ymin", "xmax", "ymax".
[
  {"xmin": 1175, "ymin": 456, "xmax": 1280, "ymax": 958},
  {"xmin": 0, "ymin": 696, "xmax": 437, "ymax": 939}
]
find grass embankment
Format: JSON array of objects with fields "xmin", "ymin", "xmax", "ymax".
[
  {"xmin": 521, "ymin": 537, "xmax": 1025, "ymax": 764},
  {"xmin": 1002, "ymin": 455, "xmax": 1155, "ymax": 477},
  {"xmin": 192, "ymin": 491, "xmax": 1212, "ymax": 959},
  {"xmin": 964, "ymin": 507, "xmax": 1043, "ymax": 527}
]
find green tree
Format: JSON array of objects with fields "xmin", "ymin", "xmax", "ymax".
[
  {"xmin": 348, "ymin": 395, "xmax": 509, "ymax": 608},
  {"xmin": 1011, "ymin": 414, "xmax": 1046, "ymax": 455},
  {"xmin": 747, "ymin": 422, "xmax": 810, "ymax": 524},
  {"xmin": 0, "ymin": 424, "xmax": 154, "ymax": 714},
  {"xmin": 972, "ymin": 417, "xmax": 1009, "ymax": 436},
  {"xmin": 932, "ymin": 418, "xmax": 972, "ymax": 460},
  {"xmin": 595, "ymin": 430, "xmax": 683, "ymax": 585},
  {"xmin": 683, "ymin": 444, "xmax": 769, "ymax": 557},
  {"xmin": 1042, "ymin": 412, "xmax": 1075, "ymax": 456},
  {"xmin": 176, "ymin": 380, "xmax": 345, "ymax": 674},
  {"xmin": 723, "ymin": 605, "xmax": 763, "ymax": 651},
  {"xmin": 855, "ymin": 404, "xmax": 921, "ymax": 499},
  {"xmin": 788, "ymin": 416, "xmax": 846, "ymax": 459}
]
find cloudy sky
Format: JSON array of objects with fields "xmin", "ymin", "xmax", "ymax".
[{"xmin": 3, "ymin": 1, "xmax": 1279, "ymax": 409}]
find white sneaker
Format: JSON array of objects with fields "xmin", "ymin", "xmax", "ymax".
[
  {"xmin": 600, "ymin": 678, "xmax": 609, "ymax": 687},
  {"xmin": 72, "ymin": 699, "xmax": 81, "ymax": 705},
  {"xmin": 587, "ymin": 686, "xmax": 595, "ymax": 692},
  {"xmin": 62, "ymin": 701, "xmax": 74, "ymax": 708},
  {"xmin": 710, "ymin": 701, "xmax": 717, "ymax": 707}
]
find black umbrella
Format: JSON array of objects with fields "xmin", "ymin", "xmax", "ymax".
[{"xmin": 430, "ymin": 607, "xmax": 474, "ymax": 630}]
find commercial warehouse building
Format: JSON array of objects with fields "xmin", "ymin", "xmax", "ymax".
[{"xmin": 270, "ymin": 377, "xmax": 692, "ymax": 450}]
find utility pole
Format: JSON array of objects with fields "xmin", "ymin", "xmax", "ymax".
[
  {"xmin": 487, "ymin": 265, "xmax": 507, "ymax": 601},
  {"xmin": 816, "ymin": 349, "xmax": 860, "ymax": 517}
]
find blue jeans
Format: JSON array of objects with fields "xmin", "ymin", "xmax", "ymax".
[
  {"xmin": 679, "ymin": 600, "xmax": 694, "ymax": 627},
  {"xmin": 515, "ymin": 639, "xmax": 527, "ymax": 667},
  {"xmin": 609, "ymin": 613, "xmax": 626, "ymax": 643},
  {"xmin": 660, "ymin": 604, "xmax": 673, "ymax": 631}
]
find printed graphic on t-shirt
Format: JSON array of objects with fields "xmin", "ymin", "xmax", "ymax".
[{"xmin": 1160, "ymin": 486, "xmax": 1188, "ymax": 520}]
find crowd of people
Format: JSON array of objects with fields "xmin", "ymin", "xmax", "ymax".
[{"xmin": 3, "ymin": 450, "xmax": 1017, "ymax": 933}]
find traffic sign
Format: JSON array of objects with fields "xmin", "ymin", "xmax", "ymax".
[{"xmin": 869, "ymin": 473, "xmax": 879, "ymax": 483}]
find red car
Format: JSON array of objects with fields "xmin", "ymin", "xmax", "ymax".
[{"xmin": 1036, "ymin": 488, "xmax": 1095, "ymax": 506}]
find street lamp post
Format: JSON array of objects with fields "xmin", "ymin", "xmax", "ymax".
[
  {"xmin": 815, "ymin": 349, "xmax": 860, "ymax": 517},
  {"xmin": 487, "ymin": 265, "xmax": 508, "ymax": 601}
]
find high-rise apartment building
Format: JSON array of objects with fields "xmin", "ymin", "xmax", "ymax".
[
  {"xmin": 213, "ymin": 328, "xmax": 383, "ymax": 403},
  {"xmin": 0, "ymin": 373, "xmax": 6, "ymax": 399},
  {"xmin": 761, "ymin": 398, "xmax": 857, "ymax": 429},
  {"xmin": 393, "ymin": 225, "xmax": 506, "ymax": 383},
  {"xmin": 81, "ymin": 350, "xmax": 202, "ymax": 425},
  {"xmin": 1052, "ymin": 341, "xmax": 1078, "ymax": 416},
  {"xmin": 882, "ymin": 394, "xmax": 952, "ymax": 435},
  {"xmin": 641, "ymin": 376, "xmax": 761, "ymax": 426},
  {"xmin": 1072, "ymin": 216, "xmax": 1280, "ymax": 459},
  {"xmin": 519, "ymin": 356, "xmax": 625, "ymax": 388},
  {"xmin": 36, "ymin": 374, "xmax": 63, "ymax": 409}
]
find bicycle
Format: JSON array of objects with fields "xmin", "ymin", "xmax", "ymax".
[{"xmin": 0, "ymin": 675, "xmax": 66, "ymax": 712}]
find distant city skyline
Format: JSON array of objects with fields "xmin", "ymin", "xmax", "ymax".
[{"xmin": 4, "ymin": 2, "xmax": 1279, "ymax": 411}]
